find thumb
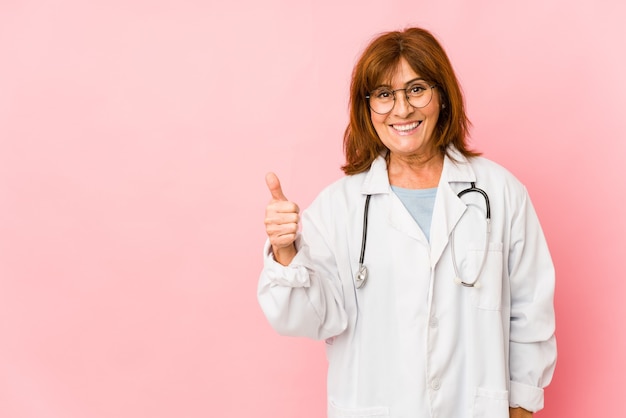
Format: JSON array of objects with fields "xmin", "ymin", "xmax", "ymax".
[{"xmin": 265, "ymin": 172, "xmax": 288, "ymax": 201}]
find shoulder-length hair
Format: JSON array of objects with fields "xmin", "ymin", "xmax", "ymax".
[{"xmin": 342, "ymin": 27, "xmax": 479, "ymax": 175}]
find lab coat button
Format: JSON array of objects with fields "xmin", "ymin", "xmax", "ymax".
[
  {"xmin": 429, "ymin": 317, "xmax": 438, "ymax": 328},
  {"xmin": 431, "ymin": 378, "xmax": 441, "ymax": 390}
]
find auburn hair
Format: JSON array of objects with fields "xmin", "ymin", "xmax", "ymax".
[{"xmin": 342, "ymin": 27, "xmax": 479, "ymax": 175}]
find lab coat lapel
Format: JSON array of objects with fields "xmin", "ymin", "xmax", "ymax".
[
  {"xmin": 388, "ymin": 193, "xmax": 424, "ymax": 241},
  {"xmin": 361, "ymin": 156, "xmax": 425, "ymax": 242},
  {"xmin": 429, "ymin": 151, "xmax": 476, "ymax": 267}
]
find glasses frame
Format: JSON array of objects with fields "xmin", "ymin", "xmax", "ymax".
[{"xmin": 365, "ymin": 84, "xmax": 437, "ymax": 115}]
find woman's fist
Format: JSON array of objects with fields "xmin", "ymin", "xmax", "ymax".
[{"xmin": 264, "ymin": 172, "xmax": 299, "ymax": 265}]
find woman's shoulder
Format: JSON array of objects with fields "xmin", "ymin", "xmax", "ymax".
[
  {"xmin": 303, "ymin": 170, "xmax": 371, "ymax": 218},
  {"xmin": 315, "ymin": 171, "xmax": 368, "ymax": 202},
  {"xmin": 297, "ymin": 174, "xmax": 365, "ymax": 230},
  {"xmin": 466, "ymin": 155, "xmax": 529, "ymax": 199},
  {"xmin": 470, "ymin": 155, "xmax": 516, "ymax": 177}
]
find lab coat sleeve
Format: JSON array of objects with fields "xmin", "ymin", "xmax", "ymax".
[
  {"xmin": 257, "ymin": 197, "xmax": 349, "ymax": 341},
  {"xmin": 507, "ymin": 187, "xmax": 557, "ymax": 412}
]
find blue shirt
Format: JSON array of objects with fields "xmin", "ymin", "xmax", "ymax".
[{"xmin": 391, "ymin": 186, "xmax": 438, "ymax": 242}]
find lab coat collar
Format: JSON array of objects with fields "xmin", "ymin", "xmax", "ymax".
[
  {"xmin": 360, "ymin": 155, "xmax": 391, "ymax": 195},
  {"xmin": 440, "ymin": 146, "xmax": 476, "ymax": 183}
]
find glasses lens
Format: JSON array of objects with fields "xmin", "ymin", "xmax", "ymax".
[
  {"xmin": 406, "ymin": 82, "xmax": 433, "ymax": 109},
  {"xmin": 368, "ymin": 88, "xmax": 394, "ymax": 114}
]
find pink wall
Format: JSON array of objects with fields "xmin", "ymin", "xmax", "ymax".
[{"xmin": 1, "ymin": 1, "xmax": 624, "ymax": 417}]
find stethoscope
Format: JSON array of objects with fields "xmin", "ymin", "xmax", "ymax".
[{"xmin": 354, "ymin": 182, "xmax": 491, "ymax": 289}]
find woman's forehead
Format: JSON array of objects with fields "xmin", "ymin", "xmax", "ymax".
[{"xmin": 372, "ymin": 58, "xmax": 423, "ymax": 87}]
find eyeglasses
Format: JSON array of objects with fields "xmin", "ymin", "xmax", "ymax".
[{"xmin": 366, "ymin": 81, "xmax": 436, "ymax": 115}]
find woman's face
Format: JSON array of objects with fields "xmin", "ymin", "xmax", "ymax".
[{"xmin": 370, "ymin": 57, "xmax": 441, "ymax": 161}]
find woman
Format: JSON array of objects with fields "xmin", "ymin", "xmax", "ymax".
[{"xmin": 258, "ymin": 27, "xmax": 556, "ymax": 418}]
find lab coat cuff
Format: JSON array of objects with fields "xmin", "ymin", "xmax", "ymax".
[
  {"xmin": 509, "ymin": 380, "xmax": 544, "ymax": 412},
  {"xmin": 263, "ymin": 236, "xmax": 310, "ymax": 288}
]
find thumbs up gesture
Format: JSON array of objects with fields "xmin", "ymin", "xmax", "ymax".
[{"xmin": 264, "ymin": 172, "xmax": 299, "ymax": 265}]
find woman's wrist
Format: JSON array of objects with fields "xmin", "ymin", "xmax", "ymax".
[
  {"xmin": 509, "ymin": 407, "xmax": 532, "ymax": 418},
  {"xmin": 272, "ymin": 244, "xmax": 297, "ymax": 266}
]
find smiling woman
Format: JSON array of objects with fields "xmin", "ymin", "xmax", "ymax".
[
  {"xmin": 368, "ymin": 59, "xmax": 443, "ymax": 179},
  {"xmin": 258, "ymin": 27, "xmax": 556, "ymax": 418},
  {"xmin": 342, "ymin": 28, "xmax": 476, "ymax": 177}
]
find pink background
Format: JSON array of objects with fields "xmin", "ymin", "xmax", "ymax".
[{"xmin": 1, "ymin": 1, "xmax": 624, "ymax": 417}]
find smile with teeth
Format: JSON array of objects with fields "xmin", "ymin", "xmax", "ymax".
[{"xmin": 391, "ymin": 121, "xmax": 422, "ymax": 133}]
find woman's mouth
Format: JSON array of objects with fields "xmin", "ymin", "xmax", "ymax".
[{"xmin": 391, "ymin": 121, "xmax": 422, "ymax": 135}]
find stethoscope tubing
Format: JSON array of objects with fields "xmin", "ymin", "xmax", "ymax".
[
  {"xmin": 359, "ymin": 195, "xmax": 372, "ymax": 266},
  {"xmin": 354, "ymin": 195, "xmax": 372, "ymax": 289},
  {"xmin": 457, "ymin": 182, "xmax": 490, "ymax": 219},
  {"xmin": 452, "ymin": 182, "xmax": 491, "ymax": 288}
]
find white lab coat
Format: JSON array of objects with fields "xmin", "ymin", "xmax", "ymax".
[{"xmin": 258, "ymin": 148, "xmax": 556, "ymax": 418}]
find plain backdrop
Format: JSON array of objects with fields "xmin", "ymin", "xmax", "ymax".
[{"xmin": 1, "ymin": 0, "xmax": 625, "ymax": 417}]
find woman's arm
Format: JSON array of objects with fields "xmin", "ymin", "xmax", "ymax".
[
  {"xmin": 258, "ymin": 174, "xmax": 349, "ymax": 340},
  {"xmin": 507, "ymin": 188, "xmax": 557, "ymax": 412}
]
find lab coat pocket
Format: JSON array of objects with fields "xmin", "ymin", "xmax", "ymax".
[
  {"xmin": 466, "ymin": 241, "xmax": 504, "ymax": 310},
  {"xmin": 473, "ymin": 387, "xmax": 509, "ymax": 418},
  {"xmin": 329, "ymin": 401, "xmax": 389, "ymax": 418}
]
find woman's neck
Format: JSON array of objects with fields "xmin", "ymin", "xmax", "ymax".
[{"xmin": 387, "ymin": 150, "xmax": 444, "ymax": 189}]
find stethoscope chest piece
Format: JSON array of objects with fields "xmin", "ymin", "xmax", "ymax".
[{"xmin": 355, "ymin": 264, "xmax": 368, "ymax": 289}]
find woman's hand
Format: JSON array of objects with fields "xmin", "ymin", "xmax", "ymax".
[
  {"xmin": 264, "ymin": 172, "xmax": 299, "ymax": 266},
  {"xmin": 509, "ymin": 407, "xmax": 532, "ymax": 418}
]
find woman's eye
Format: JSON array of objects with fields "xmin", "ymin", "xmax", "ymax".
[
  {"xmin": 409, "ymin": 84, "xmax": 426, "ymax": 94},
  {"xmin": 376, "ymin": 90, "xmax": 392, "ymax": 99}
]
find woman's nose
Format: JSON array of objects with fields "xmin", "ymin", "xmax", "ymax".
[{"xmin": 391, "ymin": 91, "xmax": 414, "ymax": 117}]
